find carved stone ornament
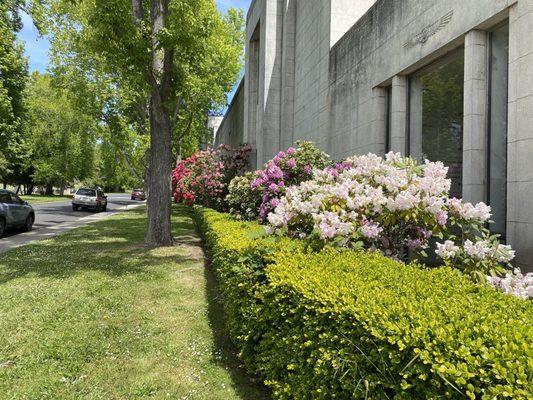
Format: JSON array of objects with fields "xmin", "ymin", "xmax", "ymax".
[{"xmin": 403, "ymin": 10, "xmax": 454, "ymax": 49}]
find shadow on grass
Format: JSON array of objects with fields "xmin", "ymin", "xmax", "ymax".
[
  {"xmin": 202, "ymin": 243, "xmax": 271, "ymax": 399},
  {"xmin": 0, "ymin": 207, "xmax": 196, "ymax": 285},
  {"xmin": 178, "ymin": 205, "xmax": 270, "ymax": 398},
  {"xmin": 0, "ymin": 204, "xmax": 270, "ymax": 398}
]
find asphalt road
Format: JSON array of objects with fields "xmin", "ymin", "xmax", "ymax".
[{"xmin": 0, "ymin": 194, "xmax": 144, "ymax": 253}]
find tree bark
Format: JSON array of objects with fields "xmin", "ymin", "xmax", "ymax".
[
  {"xmin": 145, "ymin": 93, "xmax": 173, "ymax": 247},
  {"xmin": 144, "ymin": 0, "xmax": 174, "ymax": 247}
]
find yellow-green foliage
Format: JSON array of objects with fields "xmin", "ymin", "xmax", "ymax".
[{"xmin": 194, "ymin": 207, "xmax": 533, "ymax": 399}]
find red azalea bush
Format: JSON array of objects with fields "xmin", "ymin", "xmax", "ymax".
[{"xmin": 172, "ymin": 144, "xmax": 251, "ymax": 210}]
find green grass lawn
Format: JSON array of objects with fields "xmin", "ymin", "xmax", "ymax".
[
  {"xmin": 0, "ymin": 206, "xmax": 268, "ymax": 400},
  {"xmin": 20, "ymin": 194, "xmax": 72, "ymax": 204}
]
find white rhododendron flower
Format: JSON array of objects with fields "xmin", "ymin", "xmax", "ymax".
[
  {"xmin": 435, "ymin": 240, "xmax": 460, "ymax": 259},
  {"xmin": 264, "ymin": 152, "xmax": 516, "ymax": 284},
  {"xmin": 487, "ymin": 269, "xmax": 533, "ymax": 299}
]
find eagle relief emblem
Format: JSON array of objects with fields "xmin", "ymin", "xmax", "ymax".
[{"xmin": 403, "ymin": 10, "xmax": 454, "ymax": 49}]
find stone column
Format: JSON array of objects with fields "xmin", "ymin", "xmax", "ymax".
[
  {"xmin": 507, "ymin": 1, "xmax": 533, "ymax": 272},
  {"xmin": 463, "ymin": 30, "xmax": 489, "ymax": 204},
  {"xmin": 280, "ymin": 0, "xmax": 296, "ymax": 149},
  {"xmin": 257, "ymin": 0, "xmax": 283, "ymax": 166},
  {"xmin": 371, "ymin": 86, "xmax": 387, "ymax": 155},
  {"xmin": 389, "ymin": 75, "xmax": 408, "ymax": 154},
  {"xmin": 244, "ymin": 24, "xmax": 261, "ymax": 169}
]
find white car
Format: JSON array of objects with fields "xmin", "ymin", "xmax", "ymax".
[
  {"xmin": 0, "ymin": 190, "xmax": 35, "ymax": 237},
  {"xmin": 72, "ymin": 188, "xmax": 108, "ymax": 212}
]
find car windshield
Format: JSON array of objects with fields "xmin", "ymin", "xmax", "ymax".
[
  {"xmin": 133, "ymin": 189, "xmax": 143, "ymax": 192},
  {"xmin": 0, "ymin": 193, "xmax": 11, "ymax": 203},
  {"xmin": 76, "ymin": 189, "xmax": 96, "ymax": 196}
]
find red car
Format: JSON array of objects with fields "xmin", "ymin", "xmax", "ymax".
[{"xmin": 131, "ymin": 189, "xmax": 146, "ymax": 201}]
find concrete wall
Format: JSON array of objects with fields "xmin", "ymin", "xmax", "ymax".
[
  {"xmin": 215, "ymin": 80, "xmax": 245, "ymax": 149},
  {"xmin": 293, "ymin": 0, "xmax": 377, "ymax": 150},
  {"xmin": 241, "ymin": 0, "xmax": 377, "ymax": 165},
  {"xmin": 327, "ymin": 0, "xmax": 533, "ymax": 270},
  {"xmin": 217, "ymin": 0, "xmax": 533, "ymax": 270},
  {"xmin": 328, "ymin": 0, "xmax": 515, "ymax": 158},
  {"xmin": 507, "ymin": 0, "xmax": 533, "ymax": 272},
  {"xmin": 292, "ymin": 0, "xmax": 330, "ymax": 147}
]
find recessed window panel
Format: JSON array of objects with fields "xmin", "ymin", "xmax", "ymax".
[
  {"xmin": 385, "ymin": 85, "xmax": 392, "ymax": 153},
  {"xmin": 488, "ymin": 23, "xmax": 509, "ymax": 238},
  {"xmin": 409, "ymin": 51, "xmax": 465, "ymax": 198}
]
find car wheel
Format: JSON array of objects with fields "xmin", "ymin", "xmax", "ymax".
[
  {"xmin": 0, "ymin": 218, "xmax": 5, "ymax": 238},
  {"xmin": 23, "ymin": 214, "xmax": 34, "ymax": 232},
  {"xmin": 72, "ymin": 205, "xmax": 79, "ymax": 211}
]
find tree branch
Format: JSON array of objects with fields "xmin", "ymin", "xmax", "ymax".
[
  {"xmin": 160, "ymin": 0, "xmax": 173, "ymax": 101},
  {"xmin": 161, "ymin": 47, "xmax": 174, "ymax": 101},
  {"xmin": 171, "ymin": 96, "xmax": 184, "ymax": 128},
  {"xmin": 119, "ymin": 148, "xmax": 145, "ymax": 183},
  {"xmin": 131, "ymin": 0, "xmax": 144, "ymax": 28}
]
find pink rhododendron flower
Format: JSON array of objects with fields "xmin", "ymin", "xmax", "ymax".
[
  {"xmin": 265, "ymin": 151, "xmax": 516, "ymax": 281},
  {"xmin": 172, "ymin": 144, "xmax": 251, "ymax": 209}
]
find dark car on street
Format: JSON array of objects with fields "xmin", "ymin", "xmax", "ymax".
[
  {"xmin": 131, "ymin": 189, "xmax": 146, "ymax": 201},
  {"xmin": 0, "ymin": 189, "xmax": 35, "ymax": 237},
  {"xmin": 72, "ymin": 187, "xmax": 108, "ymax": 212}
]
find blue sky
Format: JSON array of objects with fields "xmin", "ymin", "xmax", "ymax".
[{"xmin": 17, "ymin": 1, "xmax": 252, "ymax": 86}]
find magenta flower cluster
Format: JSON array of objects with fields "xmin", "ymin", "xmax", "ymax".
[{"xmin": 249, "ymin": 141, "xmax": 329, "ymax": 221}]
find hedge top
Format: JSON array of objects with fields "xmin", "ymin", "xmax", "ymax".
[
  {"xmin": 270, "ymin": 249, "xmax": 533, "ymax": 390},
  {"xmin": 195, "ymin": 207, "xmax": 533, "ymax": 398}
]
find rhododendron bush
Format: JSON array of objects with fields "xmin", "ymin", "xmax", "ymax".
[
  {"xmin": 267, "ymin": 152, "xmax": 516, "ymax": 282},
  {"xmin": 487, "ymin": 269, "xmax": 533, "ymax": 300},
  {"xmin": 172, "ymin": 144, "xmax": 250, "ymax": 210},
  {"xmin": 227, "ymin": 141, "xmax": 330, "ymax": 221},
  {"xmin": 225, "ymin": 172, "xmax": 261, "ymax": 220}
]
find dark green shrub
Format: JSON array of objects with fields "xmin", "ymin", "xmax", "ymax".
[{"xmin": 194, "ymin": 207, "xmax": 533, "ymax": 399}]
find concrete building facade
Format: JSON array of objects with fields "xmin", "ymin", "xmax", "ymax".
[{"xmin": 215, "ymin": 0, "xmax": 533, "ymax": 271}]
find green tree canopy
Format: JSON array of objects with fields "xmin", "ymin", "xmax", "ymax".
[
  {"xmin": 47, "ymin": 0, "xmax": 244, "ymax": 246},
  {"xmin": 25, "ymin": 72, "xmax": 97, "ymax": 193},
  {"xmin": 0, "ymin": 1, "xmax": 28, "ymax": 183}
]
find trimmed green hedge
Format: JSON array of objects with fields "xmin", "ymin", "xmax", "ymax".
[{"xmin": 194, "ymin": 207, "xmax": 533, "ymax": 399}]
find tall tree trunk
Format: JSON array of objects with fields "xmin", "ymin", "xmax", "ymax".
[
  {"xmin": 145, "ymin": 95, "xmax": 173, "ymax": 247},
  {"xmin": 145, "ymin": 0, "xmax": 173, "ymax": 247}
]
